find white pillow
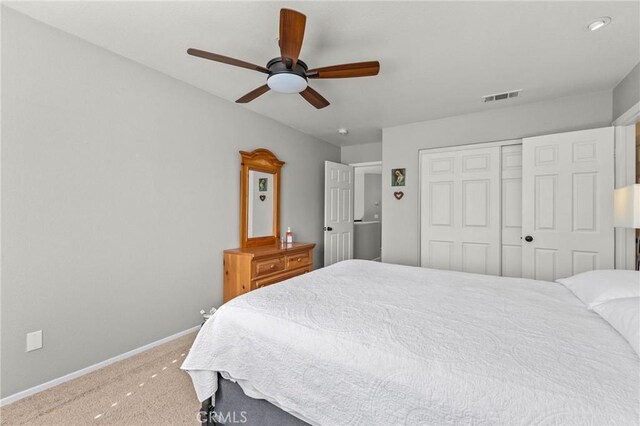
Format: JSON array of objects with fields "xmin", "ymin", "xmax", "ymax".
[
  {"xmin": 556, "ymin": 269, "xmax": 639, "ymax": 308},
  {"xmin": 592, "ymin": 297, "xmax": 639, "ymax": 356}
]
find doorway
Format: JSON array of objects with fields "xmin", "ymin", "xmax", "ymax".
[{"xmin": 352, "ymin": 162, "xmax": 382, "ymax": 261}]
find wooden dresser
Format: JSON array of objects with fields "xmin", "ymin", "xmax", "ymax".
[{"xmin": 223, "ymin": 242, "xmax": 316, "ymax": 302}]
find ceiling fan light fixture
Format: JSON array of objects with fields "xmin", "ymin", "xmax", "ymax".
[
  {"xmin": 267, "ymin": 73, "xmax": 308, "ymax": 94},
  {"xmin": 188, "ymin": 8, "xmax": 379, "ymax": 109}
]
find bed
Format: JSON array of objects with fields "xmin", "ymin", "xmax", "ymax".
[{"xmin": 182, "ymin": 260, "xmax": 639, "ymax": 425}]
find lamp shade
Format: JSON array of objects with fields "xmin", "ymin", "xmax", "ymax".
[{"xmin": 614, "ymin": 184, "xmax": 640, "ymax": 228}]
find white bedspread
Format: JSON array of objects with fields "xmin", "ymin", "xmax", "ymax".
[{"xmin": 182, "ymin": 260, "xmax": 639, "ymax": 425}]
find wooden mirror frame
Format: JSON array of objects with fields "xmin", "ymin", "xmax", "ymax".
[{"xmin": 240, "ymin": 149, "xmax": 285, "ymax": 248}]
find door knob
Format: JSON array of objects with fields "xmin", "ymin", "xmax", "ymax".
[
  {"xmin": 324, "ymin": 226, "xmax": 333, "ymax": 231},
  {"xmin": 524, "ymin": 235, "xmax": 534, "ymax": 242}
]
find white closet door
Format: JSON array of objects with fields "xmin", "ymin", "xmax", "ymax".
[
  {"xmin": 501, "ymin": 144, "xmax": 523, "ymax": 277},
  {"xmin": 420, "ymin": 146, "xmax": 501, "ymax": 275},
  {"xmin": 420, "ymin": 150, "xmax": 458, "ymax": 271},
  {"xmin": 521, "ymin": 127, "xmax": 614, "ymax": 281}
]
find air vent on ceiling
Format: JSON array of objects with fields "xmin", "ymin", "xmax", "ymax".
[{"xmin": 482, "ymin": 89, "xmax": 522, "ymax": 103}]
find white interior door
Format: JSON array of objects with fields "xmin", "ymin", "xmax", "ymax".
[
  {"xmin": 420, "ymin": 146, "xmax": 501, "ymax": 275},
  {"xmin": 522, "ymin": 127, "xmax": 614, "ymax": 281},
  {"xmin": 324, "ymin": 161, "xmax": 354, "ymax": 266},
  {"xmin": 501, "ymin": 144, "xmax": 523, "ymax": 277}
]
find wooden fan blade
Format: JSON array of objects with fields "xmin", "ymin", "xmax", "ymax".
[
  {"xmin": 307, "ymin": 61, "xmax": 380, "ymax": 79},
  {"xmin": 300, "ymin": 86, "xmax": 329, "ymax": 109},
  {"xmin": 236, "ymin": 85, "xmax": 270, "ymax": 103},
  {"xmin": 279, "ymin": 9, "xmax": 306, "ymax": 68},
  {"xmin": 187, "ymin": 48, "xmax": 269, "ymax": 74}
]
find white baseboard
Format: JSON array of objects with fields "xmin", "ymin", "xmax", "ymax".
[{"xmin": 0, "ymin": 325, "xmax": 201, "ymax": 407}]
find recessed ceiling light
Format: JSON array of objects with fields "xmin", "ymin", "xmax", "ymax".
[
  {"xmin": 588, "ymin": 17, "xmax": 611, "ymax": 32},
  {"xmin": 337, "ymin": 128, "xmax": 349, "ymax": 136}
]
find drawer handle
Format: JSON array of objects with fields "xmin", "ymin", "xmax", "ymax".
[
  {"xmin": 270, "ymin": 264, "xmax": 275, "ymax": 269},
  {"xmin": 297, "ymin": 257, "xmax": 302, "ymax": 262}
]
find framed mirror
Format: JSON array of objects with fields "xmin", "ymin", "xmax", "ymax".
[{"xmin": 240, "ymin": 149, "xmax": 284, "ymax": 248}]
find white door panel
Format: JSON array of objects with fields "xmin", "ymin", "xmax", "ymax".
[
  {"xmin": 502, "ymin": 244, "xmax": 522, "ymax": 277},
  {"xmin": 522, "ymin": 127, "xmax": 614, "ymax": 280},
  {"xmin": 324, "ymin": 161, "xmax": 354, "ymax": 266},
  {"xmin": 501, "ymin": 144, "xmax": 523, "ymax": 277},
  {"xmin": 421, "ymin": 146, "xmax": 500, "ymax": 275},
  {"xmin": 421, "ymin": 151, "xmax": 459, "ymax": 271}
]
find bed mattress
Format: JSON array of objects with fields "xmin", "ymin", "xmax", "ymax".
[{"xmin": 182, "ymin": 260, "xmax": 639, "ymax": 425}]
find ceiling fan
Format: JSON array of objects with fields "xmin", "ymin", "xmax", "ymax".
[{"xmin": 187, "ymin": 8, "xmax": 380, "ymax": 109}]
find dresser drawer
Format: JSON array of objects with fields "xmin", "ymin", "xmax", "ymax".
[
  {"xmin": 285, "ymin": 252, "xmax": 311, "ymax": 269},
  {"xmin": 253, "ymin": 266, "xmax": 310, "ymax": 290},
  {"xmin": 254, "ymin": 256, "xmax": 285, "ymax": 277},
  {"xmin": 223, "ymin": 243, "xmax": 316, "ymax": 303}
]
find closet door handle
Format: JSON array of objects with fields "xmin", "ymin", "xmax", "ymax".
[
  {"xmin": 524, "ymin": 235, "xmax": 534, "ymax": 242},
  {"xmin": 324, "ymin": 227, "xmax": 333, "ymax": 231}
]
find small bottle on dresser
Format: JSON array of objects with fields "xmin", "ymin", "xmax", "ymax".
[{"xmin": 286, "ymin": 227, "xmax": 293, "ymax": 245}]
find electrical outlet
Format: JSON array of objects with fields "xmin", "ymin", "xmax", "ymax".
[{"xmin": 26, "ymin": 330, "xmax": 43, "ymax": 352}]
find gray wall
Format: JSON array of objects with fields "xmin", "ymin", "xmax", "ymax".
[
  {"xmin": 354, "ymin": 222, "xmax": 381, "ymax": 261},
  {"xmin": 1, "ymin": 8, "xmax": 339, "ymax": 398},
  {"xmin": 613, "ymin": 62, "xmax": 640, "ymax": 121},
  {"xmin": 341, "ymin": 142, "xmax": 382, "ymax": 164},
  {"xmin": 354, "ymin": 171, "xmax": 365, "ymax": 220},
  {"xmin": 382, "ymin": 90, "xmax": 613, "ymax": 266},
  {"xmin": 363, "ymin": 174, "xmax": 382, "ymax": 221}
]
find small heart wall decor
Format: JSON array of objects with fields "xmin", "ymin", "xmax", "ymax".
[
  {"xmin": 394, "ymin": 191, "xmax": 404, "ymax": 200},
  {"xmin": 259, "ymin": 195, "xmax": 266, "ymax": 202}
]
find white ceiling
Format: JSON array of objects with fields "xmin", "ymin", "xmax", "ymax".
[{"xmin": 5, "ymin": 1, "xmax": 639, "ymax": 146}]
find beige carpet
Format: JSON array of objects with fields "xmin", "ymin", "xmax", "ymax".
[{"xmin": 1, "ymin": 332, "xmax": 201, "ymax": 426}]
